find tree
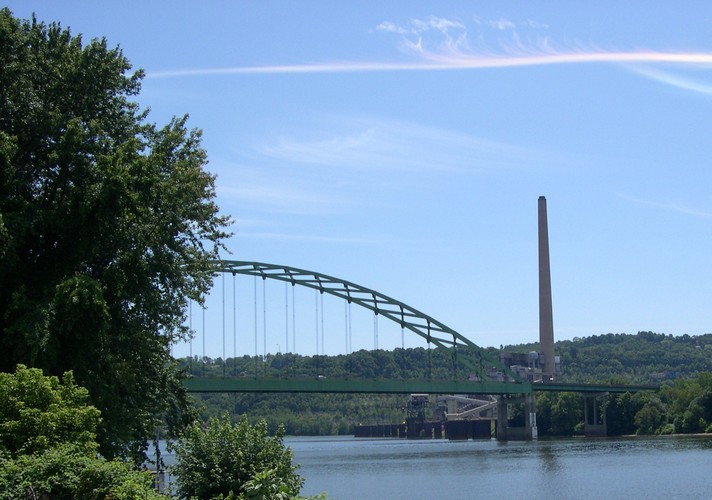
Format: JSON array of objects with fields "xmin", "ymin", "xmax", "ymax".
[
  {"xmin": 0, "ymin": 365, "xmax": 161, "ymax": 499},
  {"xmin": 606, "ymin": 392, "xmax": 644, "ymax": 436},
  {"xmin": 535, "ymin": 392, "xmax": 555, "ymax": 435},
  {"xmin": 0, "ymin": 9, "xmax": 230, "ymax": 460},
  {"xmin": 171, "ymin": 414, "xmax": 304, "ymax": 499},
  {"xmin": 550, "ymin": 392, "xmax": 583, "ymax": 436},
  {"xmin": 634, "ymin": 395, "xmax": 667, "ymax": 434}
]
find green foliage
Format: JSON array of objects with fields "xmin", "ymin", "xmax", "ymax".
[
  {"xmin": 550, "ymin": 332, "xmax": 712, "ymax": 384},
  {"xmin": 658, "ymin": 374, "xmax": 712, "ymax": 434},
  {"xmin": 190, "ymin": 390, "xmax": 407, "ymax": 437},
  {"xmin": 0, "ymin": 8, "xmax": 229, "ymax": 460},
  {"xmin": 550, "ymin": 392, "xmax": 583, "ymax": 436},
  {"xmin": 171, "ymin": 414, "xmax": 304, "ymax": 499},
  {"xmin": 634, "ymin": 396, "xmax": 666, "ymax": 434},
  {"xmin": 0, "ymin": 443, "xmax": 162, "ymax": 500},
  {"xmin": 183, "ymin": 345, "xmax": 496, "ymax": 384},
  {"xmin": 0, "ymin": 364, "xmax": 100, "ymax": 458},
  {"xmin": 0, "ymin": 365, "xmax": 160, "ymax": 499},
  {"xmin": 606, "ymin": 392, "xmax": 645, "ymax": 436}
]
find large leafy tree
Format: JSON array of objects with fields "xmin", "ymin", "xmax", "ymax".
[{"xmin": 0, "ymin": 9, "xmax": 230, "ymax": 459}]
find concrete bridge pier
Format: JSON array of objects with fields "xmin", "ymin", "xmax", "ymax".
[
  {"xmin": 583, "ymin": 392, "xmax": 608, "ymax": 437},
  {"xmin": 496, "ymin": 394, "xmax": 538, "ymax": 441}
]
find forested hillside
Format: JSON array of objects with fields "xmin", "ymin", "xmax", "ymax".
[
  {"xmin": 508, "ymin": 331, "xmax": 712, "ymax": 384},
  {"xmin": 182, "ymin": 331, "xmax": 712, "ymax": 436}
]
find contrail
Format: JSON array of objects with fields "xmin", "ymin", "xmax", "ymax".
[{"xmin": 147, "ymin": 50, "xmax": 712, "ymax": 79}]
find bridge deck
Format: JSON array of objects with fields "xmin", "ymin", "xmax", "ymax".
[
  {"xmin": 183, "ymin": 378, "xmax": 657, "ymax": 394},
  {"xmin": 531, "ymin": 382, "xmax": 658, "ymax": 393}
]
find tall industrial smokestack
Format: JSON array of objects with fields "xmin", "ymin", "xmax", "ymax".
[{"xmin": 538, "ymin": 196, "xmax": 556, "ymax": 381}]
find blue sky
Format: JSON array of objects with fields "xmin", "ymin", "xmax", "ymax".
[{"xmin": 7, "ymin": 2, "xmax": 712, "ymax": 357}]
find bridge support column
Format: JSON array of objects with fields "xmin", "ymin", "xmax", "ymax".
[
  {"xmin": 583, "ymin": 392, "xmax": 608, "ymax": 437},
  {"xmin": 496, "ymin": 394, "xmax": 537, "ymax": 441}
]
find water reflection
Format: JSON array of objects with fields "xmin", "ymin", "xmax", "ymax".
[
  {"xmin": 290, "ymin": 435, "xmax": 712, "ymax": 500},
  {"xmin": 536, "ymin": 443, "xmax": 560, "ymax": 473}
]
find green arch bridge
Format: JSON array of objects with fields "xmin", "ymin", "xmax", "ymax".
[{"xmin": 182, "ymin": 261, "xmax": 655, "ymax": 396}]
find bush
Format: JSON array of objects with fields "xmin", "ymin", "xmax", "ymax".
[
  {"xmin": 0, "ymin": 443, "xmax": 161, "ymax": 500},
  {"xmin": 0, "ymin": 365, "xmax": 100, "ymax": 458},
  {"xmin": 171, "ymin": 414, "xmax": 304, "ymax": 499},
  {"xmin": 0, "ymin": 365, "xmax": 161, "ymax": 498}
]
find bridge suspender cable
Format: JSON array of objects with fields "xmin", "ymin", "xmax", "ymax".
[
  {"xmin": 233, "ymin": 273, "xmax": 237, "ymax": 376},
  {"xmin": 452, "ymin": 335, "xmax": 458, "ymax": 381},
  {"xmin": 344, "ymin": 284, "xmax": 352, "ymax": 354},
  {"xmin": 253, "ymin": 275, "xmax": 258, "ymax": 377},
  {"xmin": 189, "ymin": 301, "xmax": 193, "ymax": 372},
  {"xmin": 372, "ymin": 293, "xmax": 379, "ymax": 350},
  {"xmin": 427, "ymin": 320, "xmax": 432, "ymax": 380},
  {"xmin": 314, "ymin": 289, "xmax": 319, "ymax": 356},
  {"xmin": 222, "ymin": 273, "xmax": 226, "ymax": 377},
  {"xmin": 373, "ymin": 313, "xmax": 379, "ymax": 350},
  {"xmin": 262, "ymin": 277, "xmax": 267, "ymax": 375},
  {"xmin": 284, "ymin": 281, "xmax": 289, "ymax": 354},
  {"xmin": 400, "ymin": 305, "xmax": 405, "ymax": 349},
  {"xmin": 348, "ymin": 302, "xmax": 352, "ymax": 354}
]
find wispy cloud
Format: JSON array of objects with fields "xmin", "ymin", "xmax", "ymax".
[
  {"xmin": 218, "ymin": 184, "xmax": 341, "ymax": 214},
  {"xmin": 619, "ymin": 193, "xmax": 712, "ymax": 219},
  {"xmin": 377, "ymin": 16, "xmax": 466, "ymax": 35},
  {"xmin": 234, "ymin": 231, "xmax": 376, "ymax": 245},
  {"xmin": 146, "ymin": 15, "xmax": 712, "ymax": 97},
  {"xmin": 472, "ymin": 15, "xmax": 549, "ymax": 32},
  {"xmin": 375, "ymin": 21, "xmax": 409, "ymax": 35},
  {"xmin": 215, "ymin": 165, "xmax": 348, "ymax": 216},
  {"xmin": 489, "ymin": 18, "xmax": 516, "ymax": 31},
  {"xmin": 254, "ymin": 116, "xmax": 551, "ymax": 175},
  {"xmin": 213, "ymin": 116, "xmax": 560, "ymax": 218},
  {"xmin": 630, "ymin": 66, "xmax": 712, "ymax": 95}
]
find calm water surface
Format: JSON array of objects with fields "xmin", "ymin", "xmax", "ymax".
[{"xmin": 287, "ymin": 435, "xmax": 712, "ymax": 500}]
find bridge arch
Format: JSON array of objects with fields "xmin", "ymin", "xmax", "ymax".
[{"xmin": 213, "ymin": 260, "xmax": 521, "ymax": 383}]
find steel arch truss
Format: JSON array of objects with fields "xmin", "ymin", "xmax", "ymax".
[{"xmin": 214, "ymin": 260, "xmax": 523, "ymax": 383}]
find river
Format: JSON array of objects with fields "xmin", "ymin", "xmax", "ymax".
[{"xmin": 288, "ymin": 435, "xmax": 712, "ymax": 499}]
